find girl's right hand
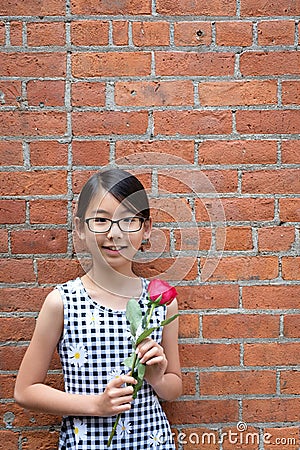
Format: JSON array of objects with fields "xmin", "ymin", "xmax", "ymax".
[{"xmin": 95, "ymin": 374, "xmax": 137, "ymax": 417}]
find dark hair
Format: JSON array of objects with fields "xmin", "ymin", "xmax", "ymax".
[{"xmin": 76, "ymin": 168, "xmax": 150, "ymax": 221}]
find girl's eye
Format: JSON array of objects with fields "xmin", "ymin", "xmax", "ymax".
[{"xmin": 94, "ymin": 218, "xmax": 108, "ymax": 223}]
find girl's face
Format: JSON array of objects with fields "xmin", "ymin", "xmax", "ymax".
[{"xmin": 76, "ymin": 190, "xmax": 152, "ymax": 274}]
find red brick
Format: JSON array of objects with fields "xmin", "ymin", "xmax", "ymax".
[
  {"xmin": 281, "ymin": 371, "xmax": 300, "ymax": 394},
  {"xmin": 203, "ymin": 314, "xmax": 279, "ymax": 339},
  {"xmin": 156, "ymin": 0, "xmax": 236, "ymax": 15},
  {"xmin": 0, "ymin": 317, "xmax": 35, "ymax": 341},
  {"xmin": 240, "ymin": 51, "xmax": 300, "ymax": 76},
  {"xmin": 201, "ymin": 370, "xmax": 276, "ymax": 395},
  {"xmin": 284, "ymin": 315, "xmax": 300, "ymax": 338},
  {"xmin": 244, "ymin": 343, "xmax": 300, "ymax": 366},
  {"xmin": 72, "ymin": 82, "xmax": 106, "ymax": 107},
  {"xmin": 176, "ymin": 285, "xmax": 239, "ymax": 310},
  {"xmin": 112, "ymin": 21, "xmax": 129, "ymax": 46},
  {"xmin": 279, "ymin": 198, "xmax": 300, "ymax": 222},
  {"xmin": 264, "ymin": 426, "xmax": 299, "ymax": 449},
  {"xmin": 241, "ymin": 0, "xmax": 300, "ymax": 16},
  {"xmin": 115, "ymin": 140, "xmax": 194, "ymax": 165},
  {"xmin": 282, "ymin": 81, "xmax": 300, "ymax": 105},
  {"xmin": 0, "ymin": 0, "xmax": 65, "ymax": 15},
  {"xmin": 215, "ymin": 21, "xmax": 253, "ymax": 46},
  {"xmin": 258, "ymin": 20, "xmax": 295, "ymax": 46},
  {"xmin": 0, "ymin": 111, "xmax": 67, "ymax": 136},
  {"xmin": 155, "ymin": 111, "xmax": 232, "ymax": 136},
  {"xmin": 132, "ymin": 21, "xmax": 169, "ymax": 46},
  {"xmin": 181, "ymin": 372, "xmax": 197, "ymax": 396},
  {"xmin": 0, "ymin": 80, "xmax": 21, "ymax": 106},
  {"xmin": 156, "ymin": 51, "xmax": 234, "ymax": 76},
  {"xmin": 281, "ymin": 140, "xmax": 300, "ymax": 163},
  {"xmin": 179, "ymin": 314, "xmax": 199, "ymax": 338},
  {"xmin": 36, "ymin": 214, "xmax": 64, "ymax": 251},
  {"xmin": 73, "ymin": 111, "xmax": 148, "ymax": 136},
  {"xmin": 0, "ymin": 171, "xmax": 67, "ymax": 196},
  {"xmin": 37, "ymin": 259, "xmax": 83, "ymax": 284},
  {"xmin": 222, "ymin": 425, "xmax": 261, "ymax": 450},
  {"xmin": 0, "ymin": 141, "xmax": 23, "ymax": 165},
  {"xmin": 0, "ymin": 259, "xmax": 35, "ymax": 283},
  {"xmin": 0, "ymin": 200, "xmax": 26, "ymax": 224},
  {"xmin": 243, "ymin": 398, "xmax": 300, "ymax": 423},
  {"xmin": 243, "ymin": 285, "xmax": 300, "ymax": 310},
  {"xmin": 0, "ymin": 430, "xmax": 19, "ymax": 448},
  {"xmin": 174, "ymin": 21, "xmax": 211, "ymax": 46},
  {"xmin": 216, "ymin": 226, "xmax": 253, "ymax": 251},
  {"xmin": 72, "ymin": 52, "xmax": 151, "ymax": 77},
  {"xmin": 22, "ymin": 430, "xmax": 60, "ymax": 449},
  {"xmin": 181, "ymin": 427, "xmax": 219, "ymax": 450},
  {"xmin": 72, "ymin": 140, "xmax": 110, "ymax": 165},
  {"xmin": 71, "ymin": 21, "xmax": 109, "ymax": 46},
  {"xmin": 150, "ymin": 197, "xmax": 192, "ymax": 222},
  {"xmin": 27, "ymin": 22, "xmax": 65, "ymax": 46},
  {"xmin": 0, "ymin": 52, "xmax": 66, "ymax": 77},
  {"xmin": 258, "ymin": 226, "xmax": 295, "ymax": 251},
  {"xmin": 180, "ymin": 343, "xmax": 240, "ymax": 368},
  {"xmin": 282, "ymin": 257, "xmax": 300, "ymax": 280},
  {"xmin": 0, "ymin": 373, "xmax": 16, "ymax": 398},
  {"xmin": 30, "ymin": 141, "xmax": 68, "ymax": 166},
  {"xmin": 9, "ymin": 21, "xmax": 22, "ymax": 45},
  {"xmin": 71, "ymin": 0, "xmax": 151, "ymax": 14},
  {"xmin": 199, "ymin": 80, "xmax": 277, "ymax": 106},
  {"xmin": 147, "ymin": 228, "xmax": 170, "ymax": 253},
  {"xmin": 196, "ymin": 197, "xmax": 274, "ymax": 222},
  {"xmin": 164, "ymin": 399, "xmax": 238, "ymax": 424},
  {"xmin": 237, "ymin": 110, "xmax": 300, "ymax": 135},
  {"xmin": 158, "ymin": 169, "xmax": 237, "ymax": 194},
  {"xmin": 174, "ymin": 227, "xmax": 212, "ymax": 251},
  {"xmin": 201, "ymin": 256, "xmax": 278, "ymax": 282},
  {"xmin": 0, "ymin": 402, "xmax": 61, "ymax": 428},
  {"xmin": 0, "ymin": 229, "xmax": 8, "ymax": 252},
  {"xmin": 0, "ymin": 22, "xmax": 5, "ymax": 45},
  {"xmin": 0, "ymin": 287, "xmax": 50, "ymax": 312},
  {"xmin": 27, "ymin": 80, "xmax": 65, "ymax": 106},
  {"xmin": 134, "ymin": 257, "xmax": 198, "ymax": 281},
  {"xmin": 242, "ymin": 169, "xmax": 300, "ymax": 194},
  {"xmin": 11, "ymin": 229, "xmax": 68, "ymax": 254},
  {"xmin": 115, "ymin": 80, "xmax": 194, "ymax": 106}
]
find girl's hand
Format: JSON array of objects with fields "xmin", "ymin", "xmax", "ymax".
[
  {"xmin": 96, "ymin": 374, "xmax": 137, "ymax": 417},
  {"xmin": 136, "ymin": 338, "xmax": 168, "ymax": 388}
]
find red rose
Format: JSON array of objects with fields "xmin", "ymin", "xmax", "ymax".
[{"xmin": 148, "ymin": 279, "xmax": 177, "ymax": 306}]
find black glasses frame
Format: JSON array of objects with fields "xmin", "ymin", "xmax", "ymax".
[{"xmin": 85, "ymin": 217, "xmax": 145, "ymax": 234}]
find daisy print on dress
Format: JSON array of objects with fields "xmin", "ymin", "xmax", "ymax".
[
  {"xmin": 74, "ymin": 418, "xmax": 87, "ymax": 446},
  {"xmin": 107, "ymin": 368, "xmax": 123, "ymax": 382},
  {"xmin": 149, "ymin": 431, "xmax": 166, "ymax": 447},
  {"xmin": 86, "ymin": 308, "xmax": 102, "ymax": 329},
  {"xmin": 68, "ymin": 344, "xmax": 88, "ymax": 368},
  {"xmin": 116, "ymin": 418, "xmax": 132, "ymax": 438}
]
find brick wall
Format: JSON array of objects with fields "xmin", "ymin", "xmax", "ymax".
[{"xmin": 1, "ymin": 0, "xmax": 300, "ymax": 448}]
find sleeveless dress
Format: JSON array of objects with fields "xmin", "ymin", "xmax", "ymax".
[{"xmin": 56, "ymin": 277, "xmax": 176, "ymax": 450}]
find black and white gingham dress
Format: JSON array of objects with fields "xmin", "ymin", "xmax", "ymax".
[{"xmin": 56, "ymin": 277, "xmax": 176, "ymax": 449}]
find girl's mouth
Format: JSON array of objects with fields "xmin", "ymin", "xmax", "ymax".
[{"xmin": 101, "ymin": 245, "xmax": 126, "ymax": 254}]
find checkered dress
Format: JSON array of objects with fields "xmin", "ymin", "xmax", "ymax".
[{"xmin": 56, "ymin": 277, "xmax": 176, "ymax": 450}]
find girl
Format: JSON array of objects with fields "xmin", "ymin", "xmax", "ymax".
[{"xmin": 14, "ymin": 168, "xmax": 182, "ymax": 449}]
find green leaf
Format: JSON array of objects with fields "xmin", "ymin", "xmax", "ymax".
[
  {"xmin": 122, "ymin": 354, "xmax": 135, "ymax": 369},
  {"xmin": 160, "ymin": 313, "xmax": 179, "ymax": 327},
  {"xmin": 126, "ymin": 298, "xmax": 143, "ymax": 337},
  {"xmin": 132, "ymin": 361, "xmax": 146, "ymax": 399},
  {"xmin": 136, "ymin": 327, "xmax": 156, "ymax": 345}
]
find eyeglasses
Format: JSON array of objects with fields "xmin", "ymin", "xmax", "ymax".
[{"xmin": 85, "ymin": 216, "xmax": 145, "ymax": 234}]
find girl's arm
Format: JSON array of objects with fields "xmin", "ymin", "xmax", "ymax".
[
  {"xmin": 136, "ymin": 299, "xmax": 182, "ymax": 401},
  {"xmin": 14, "ymin": 289, "xmax": 137, "ymax": 417}
]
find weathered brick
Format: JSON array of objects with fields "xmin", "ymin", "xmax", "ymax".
[
  {"xmin": 132, "ymin": 21, "xmax": 170, "ymax": 46},
  {"xmin": 26, "ymin": 80, "xmax": 65, "ymax": 106},
  {"xmin": 72, "ymin": 81, "xmax": 106, "ymax": 107},
  {"xmin": 282, "ymin": 81, "xmax": 300, "ymax": 105},
  {"xmin": 0, "ymin": 52, "xmax": 66, "ymax": 77},
  {"xmin": 0, "ymin": 200, "xmax": 26, "ymax": 224},
  {"xmin": 174, "ymin": 227, "xmax": 212, "ymax": 251},
  {"xmin": 199, "ymin": 80, "xmax": 277, "ymax": 106},
  {"xmin": 30, "ymin": 141, "xmax": 68, "ymax": 166},
  {"xmin": 257, "ymin": 226, "xmax": 295, "ymax": 251},
  {"xmin": 11, "ymin": 229, "xmax": 68, "ymax": 254},
  {"xmin": 156, "ymin": 0, "xmax": 236, "ymax": 15},
  {"xmin": 240, "ymin": 52, "xmax": 300, "ymax": 76},
  {"xmin": 112, "ymin": 21, "xmax": 129, "ymax": 46},
  {"xmin": 71, "ymin": 21, "xmax": 109, "ymax": 46},
  {"xmin": 164, "ymin": 399, "xmax": 238, "ymax": 424},
  {"xmin": 282, "ymin": 257, "xmax": 300, "ymax": 280},
  {"xmin": 156, "ymin": 52, "xmax": 235, "ymax": 76},
  {"xmin": 215, "ymin": 21, "xmax": 253, "ymax": 46},
  {"xmin": 257, "ymin": 20, "xmax": 295, "ymax": 46},
  {"xmin": 244, "ymin": 343, "xmax": 300, "ymax": 366},
  {"xmin": 71, "ymin": 0, "xmax": 151, "ymax": 14},
  {"xmin": 0, "ymin": 171, "xmax": 67, "ymax": 196},
  {"xmin": 203, "ymin": 314, "xmax": 279, "ymax": 338},
  {"xmin": 237, "ymin": 110, "xmax": 300, "ymax": 135},
  {"xmin": 241, "ymin": 0, "xmax": 300, "ymax": 16},
  {"xmin": 0, "ymin": 317, "xmax": 36, "ymax": 341},
  {"xmin": 0, "ymin": 259, "xmax": 35, "ymax": 283},
  {"xmin": 0, "ymin": 80, "xmax": 22, "ymax": 106},
  {"xmin": 72, "ymin": 52, "xmax": 151, "ymax": 77},
  {"xmin": 281, "ymin": 372, "xmax": 300, "ymax": 395},
  {"xmin": 27, "ymin": 22, "xmax": 66, "ymax": 46},
  {"xmin": 284, "ymin": 315, "xmax": 300, "ymax": 338},
  {"xmin": 0, "ymin": 141, "xmax": 23, "ymax": 165},
  {"xmin": 243, "ymin": 398, "xmax": 300, "ymax": 423},
  {"xmin": 176, "ymin": 284, "xmax": 239, "ymax": 310},
  {"xmin": 0, "ymin": 287, "xmax": 50, "ymax": 312},
  {"xmin": 0, "ymin": 111, "xmax": 67, "ymax": 136},
  {"xmin": 242, "ymin": 169, "xmax": 300, "ymax": 194},
  {"xmin": 216, "ymin": 226, "xmax": 253, "ymax": 251},
  {"xmin": 243, "ymin": 285, "xmax": 300, "ymax": 310},
  {"xmin": 180, "ymin": 343, "xmax": 240, "ymax": 367},
  {"xmin": 279, "ymin": 198, "xmax": 300, "ymax": 222},
  {"xmin": 0, "ymin": 0, "xmax": 65, "ymax": 15},
  {"xmin": 179, "ymin": 314, "xmax": 199, "ymax": 338},
  {"xmin": 72, "ymin": 140, "xmax": 110, "ymax": 165},
  {"xmin": 174, "ymin": 21, "xmax": 212, "ymax": 46},
  {"xmin": 115, "ymin": 81, "xmax": 194, "ymax": 106}
]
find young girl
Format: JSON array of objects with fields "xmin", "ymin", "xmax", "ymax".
[{"xmin": 14, "ymin": 168, "xmax": 182, "ymax": 449}]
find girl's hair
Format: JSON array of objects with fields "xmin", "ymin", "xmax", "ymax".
[{"xmin": 76, "ymin": 168, "xmax": 150, "ymax": 221}]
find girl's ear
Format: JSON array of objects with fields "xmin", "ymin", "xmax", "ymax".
[
  {"xmin": 143, "ymin": 217, "xmax": 152, "ymax": 240},
  {"xmin": 74, "ymin": 216, "xmax": 86, "ymax": 240}
]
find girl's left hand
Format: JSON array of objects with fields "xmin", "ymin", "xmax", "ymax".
[{"xmin": 136, "ymin": 338, "xmax": 168, "ymax": 387}]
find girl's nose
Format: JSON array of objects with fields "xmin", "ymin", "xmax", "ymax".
[{"xmin": 106, "ymin": 222, "xmax": 123, "ymax": 239}]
